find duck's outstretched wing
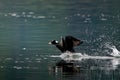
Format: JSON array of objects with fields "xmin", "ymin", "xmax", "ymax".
[
  {"xmin": 59, "ymin": 36, "xmax": 75, "ymax": 52},
  {"xmin": 56, "ymin": 36, "xmax": 83, "ymax": 53},
  {"xmin": 71, "ymin": 36, "xmax": 83, "ymax": 46},
  {"xmin": 65, "ymin": 36, "xmax": 83, "ymax": 47}
]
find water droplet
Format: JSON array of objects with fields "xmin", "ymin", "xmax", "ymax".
[{"xmin": 22, "ymin": 48, "xmax": 26, "ymax": 50}]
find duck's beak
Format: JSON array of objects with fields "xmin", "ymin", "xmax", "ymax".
[{"xmin": 48, "ymin": 42, "xmax": 52, "ymax": 44}]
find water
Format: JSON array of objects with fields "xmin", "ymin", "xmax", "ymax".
[{"xmin": 0, "ymin": 0, "xmax": 120, "ymax": 80}]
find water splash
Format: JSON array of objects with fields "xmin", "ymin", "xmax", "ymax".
[
  {"xmin": 50, "ymin": 52, "xmax": 114, "ymax": 61},
  {"xmin": 50, "ymin": 42, "xmax": 120, "ymax": 60},
  {"xmin": 60, "ymin": 53, "xmax": 88, "ymax": 61},
  {"xmin": 105, "ymin": 42, "xmax": 120, "ymax": 57},
  {"xmin": 109, "ymin": 46, "xmax": 120, "ymax": 57},
  {"xmin": 50, "ymin": 52, "xmax": 120, "ymax": 70}
]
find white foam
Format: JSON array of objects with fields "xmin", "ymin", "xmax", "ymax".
[
  {"xmin": 50, "ymin": 55, "xmax": 60, "ymax": 58},
  {"xmin": 105, "ymin": 43, "xmax": 120, "ymax": 57},
  {"xmin": 50, "ymin": 52, "xmax": 115, "ymax": 61},
  {"xmin": 109, "ymin": 46, "xmax": 120, "ymax": 57},
  {"xmin": 60, "ymin": 53, "xmax": 115, "ymax": 61}
]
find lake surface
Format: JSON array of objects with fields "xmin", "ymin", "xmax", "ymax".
[{"xmin": 0, "ymin": 0, "xmax": 120, "ymax": 80}]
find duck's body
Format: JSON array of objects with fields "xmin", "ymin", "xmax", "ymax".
[{"xmin": 49, "ymin": 36, "xmax": 83, "ymax": 53}]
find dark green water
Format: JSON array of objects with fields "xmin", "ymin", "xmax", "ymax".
[{"xmin": 0, "ymin": 0, "xmax": 120, "ymax": 80}]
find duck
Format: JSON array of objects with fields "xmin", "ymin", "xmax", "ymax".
[{"xmin": 48, "ymin": 36, "xmax": 83, "ymax": 53}]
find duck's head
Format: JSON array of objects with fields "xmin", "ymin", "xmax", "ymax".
[{"xmin": 48, "ymin": 40, "xmax": 59, "ymax": 45}]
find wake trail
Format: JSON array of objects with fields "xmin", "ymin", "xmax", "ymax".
[{"xmin": 50, "ymin": 53, "xmax": 115, "ymax": 61}]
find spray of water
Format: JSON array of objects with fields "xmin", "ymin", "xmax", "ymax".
[
  {"xmin": 50, "ymin": 52, "xmax": 115, "ymax": 61},
  {"xmin": 105, "ymin": 42, "xmax": 120, "ymax": 57},
  {"xmin": 50, "ymin": 42, "xmax": 120, "ymax": 70},
  {"xmin": 59, "ymin": 52, "xmax": 88, "ymax": 61},
  {"xmin": 51, "ymin": 43, "xmax": 120, "ymax": 60},
  {"xmin": 51, "ymin": 42, "xmax": 120, "ymax": 60}
]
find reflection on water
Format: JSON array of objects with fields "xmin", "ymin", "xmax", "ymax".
[
  {"xmin": 49, "ymin": 56, "xmax": 120, "ymax": 80},
  {"xmin": 1, "ymin": 54, "xmax": 120, "ymax": 80}
]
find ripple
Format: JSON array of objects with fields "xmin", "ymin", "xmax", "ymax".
[
  {"xmin": 25, "ymin": 58, "xmax": 30, "ymax": 60},
  {"xmin": 12, "ymin": 66, "xmax": 39, "ymax": 70},
  {"xmin": 9, "ymin": 13, "xmax": 17, "ymax": 17},
  {"xmin": 5, "ymin": 58, "xmax": 13, "ymax": 61},
  {"xmin": 100, "ymin": 18, "xmax": 107, "ymax": 21},
  {"xmin": 2, "ymin": 12, "xmax": 46, "ymax": 20},
  {"xmin": 35, "ymin": 58, "xmax": 41, "ymax": 61},
  {"xmin": 28, "ymin": 12, "xmax": 34, "ymax": 14},
  {"xmin": 13, "ymin": 66, "xmax": 22, "ymax": 70},
  {"xmin": 0, "ymin": 66, "xmax": 4, "ymax": 68},
  {"xmin": 37, "ymin": 16, "xmax": 46, "ymax": 19}
]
